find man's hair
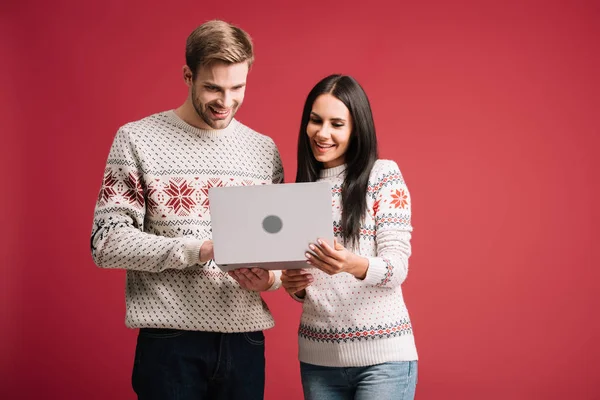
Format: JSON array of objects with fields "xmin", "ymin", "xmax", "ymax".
[{"xmin": 186, "ymin": 20, "xmax": 254, "ymax": 78}]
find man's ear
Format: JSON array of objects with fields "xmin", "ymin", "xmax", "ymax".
[{"xmin": 183, "ymin": 65, "xmax": 194, "ymax": 87}]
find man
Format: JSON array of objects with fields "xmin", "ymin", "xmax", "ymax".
[{"xmin": 91, "ymin": 20, "xmax": 282, "ymax": 399}]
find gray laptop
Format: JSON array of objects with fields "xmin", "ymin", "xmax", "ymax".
[{"xmin": 208, "ymin": 181, "xmax": 333, "ymax": 271}]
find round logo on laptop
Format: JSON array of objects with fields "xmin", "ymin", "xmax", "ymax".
[{"xmin": 262, "ymin": 215, "xmax": 283, "ymax": 234}]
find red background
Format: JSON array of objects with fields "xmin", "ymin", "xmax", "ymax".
[{"xmin": 2, "ymin": 0, "xmax": 599, "ymax": 399}]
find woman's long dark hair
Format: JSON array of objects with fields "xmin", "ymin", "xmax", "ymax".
[{"xmin": 296, "ymin": 74, "xmax": 378, "ymax": 247}]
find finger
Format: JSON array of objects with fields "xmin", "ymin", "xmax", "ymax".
[
  {"xmin": 240, "ymin": 268, "xmax": 258, "ymax": 279},
  {"xmin": 233, "ymin": 270, "xmax": 254, "ymax": 285},
  {"xmin": 305, "ymin": 252, "xmax": 334, "ymax": 274},
  {"xmin": 285, "ymin": 273, "xmax": 313, "ymax": 283},
  {"xmin": 308, "ymin": 244, "xmax": 330, "ymax": 263},
  {"xmin": 333, "ymin": 238, "xmax": 345, "ymax": 251},
  {"xmin": 282, "ymin": 273, "xmax": 312, "ymax": 286},
  {"xmin": 316, "ymin": 238, "xmax": 343, "ymax": 261},
  {"xmin": 286, "ymin": 282, "xmax": 311, "ymax": 294},
  {"xmin": 250, "ymin": 268, "xmax": 270, "ymax": 279},
  {"xmin": 284, "ymin": 268, "xmax": 307, "ymax": 277},
  {"xmin": 228, "ymin": 271, "xmax": 251, "ymax": 289},
  {"xmin": 227, "ymin": 271, "xmax": 239, "ymax": 281},
  {"xmin": 240, "ymin": 269, "xmax": 264, "ymax": 284},
  {"xmin": 281, "ymin": 279, "xmax": 313, "ymax": 289}
]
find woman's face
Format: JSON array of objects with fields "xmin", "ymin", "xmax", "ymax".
[{"xmin": 306, "ymin": 94, "xmax": 353, "ymax": 169}]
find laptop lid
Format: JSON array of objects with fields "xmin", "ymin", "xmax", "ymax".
[{"xmin": 208, "ymin": 182, "xmax": 333, "ymax": 271}]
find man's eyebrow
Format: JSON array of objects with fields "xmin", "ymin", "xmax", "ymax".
[{"xmin": 202, "ymin": 82, "xmax": 246, "ymax": 89}]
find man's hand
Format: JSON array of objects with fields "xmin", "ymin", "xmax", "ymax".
[
  {"xmin": 281, "ymin": 269, "xmax": 313, "ymax": 298},
  {"xmin": 199, "ymin": 240, "xmax": 214, "ymax": 263},
  {"xmin": 228, "ymin": 268, "xmax": 274, "ymax": 292}
]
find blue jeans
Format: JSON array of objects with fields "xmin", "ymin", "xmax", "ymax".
[
  {"xmin": 132, "ymin": 328, "xmax": 265, "ymax": 400},
  {"xmin": 300, "ymin": 361, "xmax": 418, "ymax": 400}
]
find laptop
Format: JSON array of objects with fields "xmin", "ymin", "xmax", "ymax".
[{"xmin": 208, "ymin": 181, "xmax": 333, "ymax": 271}]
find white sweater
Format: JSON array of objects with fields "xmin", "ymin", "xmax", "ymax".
[
  {"xmin": 91, "ymin": 110, "xmax": 283, "ymax": 332},
  {"xmin": 296, "ymin": 160, "xmax": 418, "ymax": 367}
]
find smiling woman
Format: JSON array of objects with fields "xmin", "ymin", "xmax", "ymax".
[
  {"xmin": 282, "ymin": 74, "xmax": 418, "ymax": 400},
  {"xmin": 307, "ymin": 94, "xmax": 353, "ymax": 168}
]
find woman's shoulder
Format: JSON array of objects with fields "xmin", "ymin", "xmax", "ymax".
[{"xmin": 369, "ymin": 159, "xmax": 403, "ymax": 182}]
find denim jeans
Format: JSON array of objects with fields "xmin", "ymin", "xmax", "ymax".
[
  {"xmin": 132, "ymin": 328, "xmax": 265, "ymax": 400},
  {"xmin": 300, "ymin": 361, "xmax": 418, "ymax": 400}
]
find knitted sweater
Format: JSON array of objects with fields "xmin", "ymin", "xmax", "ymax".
[
  {"xmin": 297, "ymin": 160, "xmax": 418, "ymax": 367},
  {"xmin": 91, "ymin": 110, "xmax": 284, "ymax": 332}
]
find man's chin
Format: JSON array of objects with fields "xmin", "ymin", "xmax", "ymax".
[
  {"xmin": 203, "ymin": 114, "xmax": 234, "ymax": 130},
  {"xmin": 210, "ymin": 119, "xmax": 231, "ymax": 129}
]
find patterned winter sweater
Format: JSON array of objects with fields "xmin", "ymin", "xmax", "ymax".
[
  {"xmin": 91, "ymin": 110, "xmax": 283, "ymax": 332},
  {"xmin": 296, "ymin": 160, "xmax": 418, "ymax": 367}
]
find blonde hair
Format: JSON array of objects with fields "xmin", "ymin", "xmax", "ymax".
[{"xmin": 186, "ymin": 20, "xmax": 254, "ymax": 77}]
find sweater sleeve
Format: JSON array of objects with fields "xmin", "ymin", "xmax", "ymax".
[
  {"xmin": 90, "ymin": 127, "xmax": 205, "ymax": 272},
  {"xmin": 271, "ymin": 141, "xmax": 284, "ymax": 184},
  {"xmin": 362, "ymin": 160, "xmax": 413, "ymax": 288}
]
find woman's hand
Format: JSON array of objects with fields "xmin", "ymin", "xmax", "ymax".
[
  {"xmin": 281, "ymin": 269, "xmax": 313, "ymax": 298},
  {"xmin": 305, "ymin": 238, "xmax": 369, "ymax": 279}
]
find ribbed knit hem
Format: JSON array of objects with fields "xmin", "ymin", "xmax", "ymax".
[
  {"xmin": 320, "ymin": 164, "xmax": 347, "ymax": 178},
  {"xmin": 364, "ymin": 257, "xmax": 388, "ymax": 285},
  {"xmin": 164, "ymin": 110, "xmax": 238, "ymax": 138},
  {"xmin": 290, "ymin": 292, "xmax": 306, "ymax": 302},
  {"xmin": 183, "ymin": 238, "xmax": 204, "ymax": 267},
  {"xmin": 299, "ymin": 334, "xmax": 418, "ymax": 367},
  {"xmin": 126, "ymin": 315, "xmax": 276, "ymax": 333},
  {"xmin": 266, "ymin": 270, "xmax": 282, "ymax": 291}
]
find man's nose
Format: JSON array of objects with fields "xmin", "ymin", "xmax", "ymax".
[{"xmin": 217, "ymin": 91, "xmax": 234, "ymax": 109}]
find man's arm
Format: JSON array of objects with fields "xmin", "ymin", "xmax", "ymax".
[
  {"xmin": 271, "ymin": 141, "xmax": 284, "ymax": 184},
  {"xmin": 90, "ymin": 127, "xmax": 207, "ymax": 272}
]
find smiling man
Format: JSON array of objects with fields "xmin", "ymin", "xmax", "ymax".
[{"xmin": 91, "ymin": 20, "xmax": 283, "ymax": 400}]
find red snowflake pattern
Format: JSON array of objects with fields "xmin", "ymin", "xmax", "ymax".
[
  {"xmin": 390, "ymin": 189, "xmax": 408, "ymax": 209},
  {"xmin": 97, "ymin": 169, "xmax": 117, "ymax": 204},
  {"xmin": 146, "ymin": 184, "xmax": 159, "ymax": 215},
  {"xmin": 165, "ymin": 179, "xmax": 196, "ymax": 215},
  {"xmin": 124, "ymin": 173, "xmax": 144, "ymax": 208},
  {"xmin": 199, "ymin": 178, "xmax": 224, "ymax": 211}
]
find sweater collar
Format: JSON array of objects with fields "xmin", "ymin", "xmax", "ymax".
[
  {"xmin": 164, "ymin": 110, "xmax": 237, "ymax": 138},
  {"xmin": 320, "ymin": 164, "xmax": 347, "ymax": 179}
]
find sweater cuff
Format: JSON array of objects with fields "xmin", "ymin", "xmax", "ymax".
[
  {"xmin": 290, "ymin": 292, "xmax": 306, "ymax": 303},
  {"xmin": 183, "ymin": 238, "xmax": 204, "ymax": 267},
  {"xmin": 363, "ymin": 257, "xmax": 387, "ymax": 285},
  {"xmin": 266, "ymin": 270, "xmax": 282, "ymax": 291}
]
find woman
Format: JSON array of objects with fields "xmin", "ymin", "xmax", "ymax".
[{"xmin": 281, "ymin": 74, "xmax": 418, "ymax": 399}]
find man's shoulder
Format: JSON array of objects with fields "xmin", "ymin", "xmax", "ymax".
[
  {"xmin": 118, "ymin": 111, "xmax": 170, "ymax": 135},
  {"xmin": 232, "ymin": 120, "xmax": 277, "ymax": 148}
]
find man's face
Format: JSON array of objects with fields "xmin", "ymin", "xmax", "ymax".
[{"xmin": 187, "ymin": 61, "xmax": 249, "ymax": 130}]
